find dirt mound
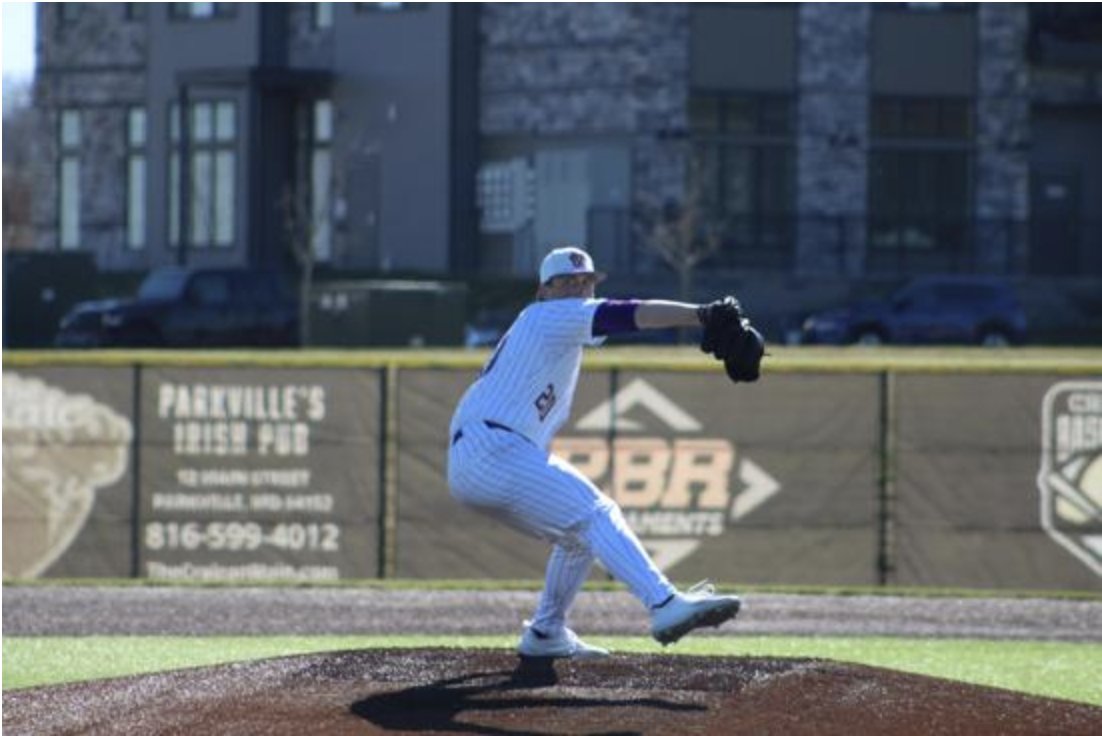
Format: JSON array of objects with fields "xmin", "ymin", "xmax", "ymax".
[{"xmin": 4, "ymin": 648, "xmax": 1101, "ymax": 735}]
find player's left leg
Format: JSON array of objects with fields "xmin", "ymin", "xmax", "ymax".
[
  {"xmin": 529, "ymin": 537, "xmax": 593, "ymax": 635},
  {"xmin": 517, "ymin": 538, "xmax": 609, "ymax": 658}
]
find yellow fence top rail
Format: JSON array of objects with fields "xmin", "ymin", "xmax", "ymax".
[{"xmin": 4, "ymin": 346, "xmax": 1102, "ymax": 374}]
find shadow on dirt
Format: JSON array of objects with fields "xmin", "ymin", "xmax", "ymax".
[{"xmin": 350, "ymin": 656, "xmax": 705, "ymax": 735}]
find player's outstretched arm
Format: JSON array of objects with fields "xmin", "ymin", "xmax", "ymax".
[
  {"xmin": 633, "ymin": 300, "xmax": 703, "ymax": 330},
  {"xmin": 591, "ymin": 297, "xmax": 764, "ymax": 381},
  {"xmin": 591, "ymin": 299, "xmax": 708, "ymax": 336}
]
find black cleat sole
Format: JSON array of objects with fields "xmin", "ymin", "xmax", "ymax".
[{"xmin": 653, "ymin": 598, "xmax": 741, "ymax": 645}]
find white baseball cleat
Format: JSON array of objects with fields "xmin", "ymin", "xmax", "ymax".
[
  {"xmin": 650, "ymin": 580, "xmax": 742, "ymax": 645},
  {"xmin": 517, "ymin": 623, "xmax": 610, "ymax": 659}
]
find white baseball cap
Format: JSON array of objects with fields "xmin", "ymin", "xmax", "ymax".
[{"xmin": 538, "ymin": 246, "xmax": 607, "ymax": 285}]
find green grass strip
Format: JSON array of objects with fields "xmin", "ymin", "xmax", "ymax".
[{"xmin": 4, "ymin": 635, "xmax": 1100, "ymax": 706}]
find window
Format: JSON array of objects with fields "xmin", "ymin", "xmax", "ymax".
[
  {"xmin": 310, "ymin": 100, "xmax": 333, "ymax": 261},
  {"xmin": 688, "ymin": 93, "xmax": 795, "ymax": 267},
  {"xmin": 139, "ymin": 269, "xmax": 189, "ymax": 300},
  {"xmin": 354, "ymin": 3, "xmax": 428, "ymax": 13},
  {"xmin": 313, "ymin": 2, "xmax": 334, "ymax": 29},
  {"xmin": 875, "ymin": 3, "xmax": 976, "ymax": 12},
  {"xmin": 689, "ymin": 94, "xmax": 794, "ymax": 137},
  {"xmin": 127, "ymin": 108, "xmax": 147, "ymax": 250},
  {"xmin": 58, "ymin": 109, "xmax": 81, "ymax": 250},
  {"xmin": 169, "ymin": 100, "xmax": 237, "ymax": 249},
  {"xmin": 477, "ymin": 160, "xmax": 534, "ymax": 234},
  {"xmin": 871, "ymin": 97, "xmax": 972, "ymax": 140},
  {"xmin": 169, "ymin": 3, "xmax": 236, "ymax": 20},
  {"xmin": 1029, "ymin": 5, "xmax": 1102, "ymax": 66},
  {"xmin": 869, "ymin": 96, "xmax": 973, "ymax": 255},
  {"xmin": 1030, "ymin": 4, "xmax": 1102, "ymax": 45},
  {"xmin": 187, "ymin": 273, "xmax": 231, "ymax": 306},
  {"xmin": 58, "ymin": 4, "xmax": 82, "ymax": 24},
  {"xmin": 292, "ymin": 99, "xmax": 336, "ymax": 261}
]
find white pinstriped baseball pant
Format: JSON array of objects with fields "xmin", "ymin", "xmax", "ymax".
[{"xmin": 447, "ymin": 420, "xmax": 676, "ymax": 635}]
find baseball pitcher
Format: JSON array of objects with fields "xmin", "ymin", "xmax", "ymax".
[{"xmin": 447, "ymin": 246, "xmax": 764, "ymax": 658}]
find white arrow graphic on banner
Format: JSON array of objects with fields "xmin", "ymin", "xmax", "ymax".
[
  {"xmin": 643, "ymin": 539, "xmax": 702, "ymax": 572},
  {"xmin": 731, "ymin": 459, "xmax": 781, "ymax": 520},
  {"xmin": 576, "ymin": 379, "xmax": 701, "ymax": 432}
]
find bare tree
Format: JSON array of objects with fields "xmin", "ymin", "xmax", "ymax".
[
  {"xmin": 642, "ymin": 149, "xmax": 722, "ymax": 340},
  {"xmin": 278, "ymin": 185, "xmax": 322, "ymax": 347},
  {"xmin": 3, "ymin": 75, "xmax": 36, "ymax": 250}
]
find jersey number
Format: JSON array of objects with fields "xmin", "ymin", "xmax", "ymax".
[{"xmin": 535, "ymin": 383, "xmax": 557, "ymax": 422}]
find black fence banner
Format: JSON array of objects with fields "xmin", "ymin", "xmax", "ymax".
[
  {"xmin": 896, "ymin": 374, "xmax": 1102, "ymax": 590},
  {"xmin": 6, "ymin": 359, "xmax": 1100, "ymax": 592},
  {"xmin": 557, "ymin": 371, "xmax": 882, "ymax": 585},
  {"xmin": 137, "ymin": 367, "xmax": 382, "ymax": 581},
  {"xmin": 394, "ymin": 368, "xmax": 880, "ymax": 585}
]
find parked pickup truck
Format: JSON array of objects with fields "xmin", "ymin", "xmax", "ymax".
[{"xmin": 55, "ymin": 267, "xmax": 298, "ymax": 348}]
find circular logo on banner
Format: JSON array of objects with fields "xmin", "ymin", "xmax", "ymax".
[
  {"xmin": 1038, "ymin": 381, "xmax": 1102, "ymax": 577},
  {"xmin": 2, "ymin": 372, "xmax": 132, "ymax": 578}
]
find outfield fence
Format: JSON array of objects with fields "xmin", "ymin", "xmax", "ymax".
[{"xmin": 3, "ymin": 351, "xmax": 1100, "ymax": 591}]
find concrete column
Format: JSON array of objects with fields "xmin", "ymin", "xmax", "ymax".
[
  {"xmin": 976, "ymin": 4, "xmax": 1031, "ymax": 272},
  {"xmin": 795, "ymin": 4, "xmax": 871, "ymax": 277}
]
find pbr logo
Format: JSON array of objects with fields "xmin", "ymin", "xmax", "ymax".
[
  {"xmin": 552, "ymin": 378, "xmax": 780, "ymax": 571},
  {"xmin": 1038, "ymin": 381, "xmax": 1102, "ymax": 577}
]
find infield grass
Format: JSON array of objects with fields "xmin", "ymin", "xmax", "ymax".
[{"xmin": 5, "ymin": 635, "xmax": 1101, "ymax": 706}]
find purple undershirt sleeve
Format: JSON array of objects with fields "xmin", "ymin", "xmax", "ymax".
[{"xmin": 592, "ymin": 300, "xmax": 641, "ymax": 336}]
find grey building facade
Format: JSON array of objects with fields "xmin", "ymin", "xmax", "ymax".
[
  {"xmin": 32, "ymin": 3, "xmax": 1102, "ymax": 295},
  {"xmin": 34, "ymin": 2, "xmax": 477, "ymax": 274}
]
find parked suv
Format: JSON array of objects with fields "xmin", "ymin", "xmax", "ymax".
[
  {"xmin": 800, "ymin": 276, "xmax": 1027, "ymax": 346},
  {"xmin": 55, "ymin": 267, "xmax": 298, "ymax": 348}
]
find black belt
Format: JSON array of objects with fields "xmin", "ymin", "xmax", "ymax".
[{"xmin": 452, "ymin": 420, "xmax": 517, "ymax": 446}]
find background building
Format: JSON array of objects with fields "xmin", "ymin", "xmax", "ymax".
[
  {"xmin": 26, "ymin": 2, "xmax": 1102, "ymax": 336},
  {"xmin": 31, "ymin": 2, "xmax": 477, "ymax": 274}
]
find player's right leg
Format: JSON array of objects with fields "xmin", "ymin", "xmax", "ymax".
[
  {"xmin": 451, "ymin": 424, "xmax": 674, "ymax": 605},
  {"xmin": 448, "ymin": 422, "xmax": 739, "ymax": 645}
]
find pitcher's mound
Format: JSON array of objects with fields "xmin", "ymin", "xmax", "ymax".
[{"xmin": 4, "ymin": 648, "xmax": 1100, "ymax": 735}]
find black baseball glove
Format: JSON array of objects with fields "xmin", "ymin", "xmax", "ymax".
[{"xmin": 697, "ymin": 296, "xmax": 765, "ymax": 383}]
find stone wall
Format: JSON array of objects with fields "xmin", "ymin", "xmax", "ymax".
[
  {"xmin": 976, "ymin": 3, "xmax": 1031, "ymax": 271},
  {"xmin": 480, "ymin": 3, "xmax": 687, "ymax": 136},
  {"xmin": 32, "ymin": 3, "xmax": 146, "ymax": 265},
  {"xmin": 795, "ymin": 4, "xmax": 871, "ymax": 277},
  {"xmin": 479, "ymin": 3, "xmax": 689, "ymax": 273}
]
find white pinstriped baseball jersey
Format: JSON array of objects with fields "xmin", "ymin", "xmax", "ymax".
[
  {"xmin": 449, "ymin": 297, "xmax": 606, "ymax": 451},
  {"xmin": 446, "ymin": 295, "xmax": 676, "ymax": 620}
]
